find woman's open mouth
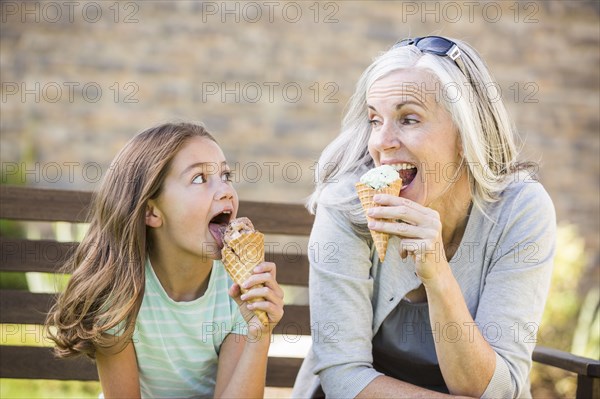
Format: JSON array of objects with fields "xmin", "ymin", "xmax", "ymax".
[
  {"xmin": 389, "ymin": 163, "xmax": 417, "ymax": 189},
  {"xmin": 208, "ymin": 211, "xmax": 232, "ymax": 248}
]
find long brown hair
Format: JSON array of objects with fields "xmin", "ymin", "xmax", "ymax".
[{"xmin": 46, "ymin": 122, "xmax": 216, "ymax": 358}]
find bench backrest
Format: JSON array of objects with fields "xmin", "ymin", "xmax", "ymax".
[{"xmin": 1, "ymin": 185, "xmax": 598, "ymax": 396}]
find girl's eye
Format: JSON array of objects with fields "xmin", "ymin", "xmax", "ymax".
[
  {"xmin": 221, "ymin": 171, "xmax": 233, "ymax": 183},
  {"xmin": 368, "ymin": 118, "xmax": 381, "ymax": 127},
  {"xmin": 222, "ymin": 171, "xmax": 233, "ymax": 183},
  {"xmin": 192, "ymin": 174, "xmax": 206, "ymax": 184}
]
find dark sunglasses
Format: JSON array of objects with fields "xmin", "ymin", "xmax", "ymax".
[{"xmin": 393, "ymin": 36, "xmax": 468, "ymax": 78}]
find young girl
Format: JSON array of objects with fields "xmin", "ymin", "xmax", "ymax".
[{"xmin": 47, "ymin": 122, "xmax": 284, "ymax": 398}]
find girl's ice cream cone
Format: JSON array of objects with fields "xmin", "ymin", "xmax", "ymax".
[{"xmin": 221, "ymin": 217, "xmax": 269, "ymax": 326}]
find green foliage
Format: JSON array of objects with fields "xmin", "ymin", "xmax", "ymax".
[
  {"xmin": 0, "ymin": 272, "xmax": 29, "ymax": 290},
  {"xmin": 0, "ymin": 379, "xmax": 101, "ymax": 398},
  {"xmin": 531, "ymin": 223, "xmax": 599, "ymax": 398},
  {"xmin": 1, "ymin": 160, "xmax": 29, "ymax": 290},
  {"xmin": 538, "ymin": 224, "xmax": 587, "ymax": 348},
  {"xmin": 572, "ymin": 287, "xmax": 599, "ymax": 360}
]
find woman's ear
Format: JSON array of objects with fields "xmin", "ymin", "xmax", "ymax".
[{"xmin": 145, "ymin": 200, "xmax": 163, "ymax": 228}]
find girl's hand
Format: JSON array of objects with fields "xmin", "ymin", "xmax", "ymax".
[
  {"xmin": 228, "ymin": 261, "xmax": 284, "ymax": 339},
  {"xmin": 366, "ymin": 194, "xmax": 447, "ymax": 283}
]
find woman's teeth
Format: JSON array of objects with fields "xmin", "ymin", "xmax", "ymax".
[
  {"xmin": 388, "ymin": 163, "xmax": 417, "ymax": 188},
  {"xmin": 389, "ymin": 163, "xmax": 416, "ymax": 171}
]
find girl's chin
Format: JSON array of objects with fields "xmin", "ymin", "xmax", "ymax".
[
  {"xmin": 197, "ymin": 238, "xmax": 222, "ymax": 261},
  {"xmin": 197, "ymin": 252, "xmax": 220, "ymax": 263}
]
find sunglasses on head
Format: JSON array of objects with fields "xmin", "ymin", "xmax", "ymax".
[{"xmin": 393, "ymin": 36, "xmax": 469, "ymax": 78}]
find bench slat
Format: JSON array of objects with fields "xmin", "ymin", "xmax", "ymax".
[
  {"xmin": 265, "ymin": 357, "xmax": 304, "ymax": 387},
  {"xmin": 239, "ymin": 201, "xmax": 314, "ymax": 236},
  {"xmin": 0, "ymin": 345, "xmax": 303, "ymax": 386},
  {"xmin": 6, "ymin": 291, "xmax": 598, "ymax": 378},
  {"xmin": 0, "ymin": 238, "xmax": 309, "ymax": 285},
  {"xmin": 3, "ymin": 344, "xmax": 598, "ymax": 390},
  {"xmin": 273, "ymin": 305, "xmax": 310, "ymax": 336},
  {"xmin": 0, "ymin": 291, "xmax": 311, "ymax": 335},
  {"xmin": 0, "ymin": 346, "xmax": 98, "ymax": 381},
  {"xmin": 0, "ymin": 291, "xmax": 55, "ymax": 325},
  {"xmin": 533, "ymin": 345, "xmax": 600, "ymax": 377},
  {"xmin": 0, "ymin": 185, "xmax": 314, "ymax": 235},
  {"xmin": 0, "ymin": 186, "xmax": 92, "ymax": 223},
  {"xmin": 0, "ymin": 238, "xmax": 75, "ymax": 273},
  {"xmin": 269, "ymin": 251, "xmax": 310, "ymax": 286},
  {"xmin": 2, "ymin": 345, "xmax": 597, "ymax": 385}
]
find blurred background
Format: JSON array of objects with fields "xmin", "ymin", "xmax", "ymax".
[{"xmin": 1, "ymin": 0, "xmax": 598, "ymax": 397}]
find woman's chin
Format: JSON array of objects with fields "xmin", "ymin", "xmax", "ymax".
[
  {"xmin": 400, "ymin": 185, "xmax": 428, "ymax": 206},
  {"xmin": 400, "ymin": 178, "xmax": 418, "ymax": 201}
]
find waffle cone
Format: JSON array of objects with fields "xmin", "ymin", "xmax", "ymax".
[
  {"xmin": 221, "ymin": 231, "xmax": 269, "ymax": 326},
  {"xmin": 355, "ymin": 178, "xmax": 403, "ymax": 262}
]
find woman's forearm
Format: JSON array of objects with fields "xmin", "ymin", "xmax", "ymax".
[
  {"xmin": 357, "ymin": 375, "xmax": 472, "ymax": 398},
  {"xmin": 423, "ymin": 264, "xmax": 496, "ymax": 397}
]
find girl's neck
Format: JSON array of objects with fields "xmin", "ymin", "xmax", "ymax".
[{"xmin": 148, "ymin": 249, "xmax": 214, "ymax": 302}]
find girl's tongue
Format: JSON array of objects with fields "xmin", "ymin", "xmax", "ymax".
[{"xmin": 208, "ymin": 223, "xmax": 227, "ymax": 248}]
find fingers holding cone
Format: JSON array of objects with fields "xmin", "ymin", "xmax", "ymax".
[
  {"xmin": 221, "ymin": 217, "xmax": 276, "ymax": 326},
  {"xmin": 355, "ymin": 178, "xmax": 403, "ymax": 262},
  {"xmin": 222, "ymin": 233, "xmax": 269, "ymax": 326}
]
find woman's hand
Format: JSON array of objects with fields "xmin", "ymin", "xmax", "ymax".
[
  {"xmin": 228, "ymin": 261, "xmax": 284, "ymax": 339},
  {"xmin": 366, "ymin": 194, "xmax": 447, "ymax": 282}
]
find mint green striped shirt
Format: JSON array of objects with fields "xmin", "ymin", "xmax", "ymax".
[{"xmin": 132, "ymin": 259, "xmax": 247, "ymax": 398}]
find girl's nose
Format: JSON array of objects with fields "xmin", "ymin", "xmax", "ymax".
[{"xmin": 214, "ymin": 180, "xmax": 234, "ymax": 201}]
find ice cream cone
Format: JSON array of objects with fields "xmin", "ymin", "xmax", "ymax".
[
  {"xmin": 355, "ymin": 178, "xmax": 403, "ymax": 262},
  {"xmin": 221, "ymin": 231, "xmax": 269, "ymax": 326}
]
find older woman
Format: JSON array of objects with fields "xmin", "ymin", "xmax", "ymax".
[{"xmin": 292, "ymin": 37, "xmax": 555, "ymax": 398}]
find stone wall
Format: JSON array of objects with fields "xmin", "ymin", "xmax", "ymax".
[{"xmin": 1, "ymin": 0, "xmax": 599, "ymax": 285}]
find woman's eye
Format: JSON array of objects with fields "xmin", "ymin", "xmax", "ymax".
[
  {"xmin": 192, "ymin": 174, "xmax": 206, "ymax": 184},
  {"xmin": 401, "ymin": 117, "xmax": 419, "ymax": 125},
  {"xmin": 368, "ymin": 119, "xmax": 381, "ymax": 127}
]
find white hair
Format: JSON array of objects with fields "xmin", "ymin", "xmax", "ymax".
[{"xmin": 307, "ymin": 38, "xmax": 521, "ymax": 230}]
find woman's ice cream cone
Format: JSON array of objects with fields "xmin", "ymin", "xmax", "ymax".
[{"xmin": 356, "ymin": 166, "xmax": 403, "ymax": 262}]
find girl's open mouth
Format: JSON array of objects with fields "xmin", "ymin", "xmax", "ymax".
[{"xmin": 208, "ymin": 211, "xmax": 232, "ymax": 248}]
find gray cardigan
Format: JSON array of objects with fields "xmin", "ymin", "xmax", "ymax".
[{"xmin": 292, "ymin": 173, "xmax": 556, "ymax": 398}]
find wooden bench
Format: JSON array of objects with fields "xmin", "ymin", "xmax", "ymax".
[{"xmin": 1, "ymin": 185, "xmax": 598, "ymax": 397}]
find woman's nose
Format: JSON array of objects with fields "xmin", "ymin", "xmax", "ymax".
[{"xmin": 372, "ymin": 122, "xmax": 401, "ymax": 151}]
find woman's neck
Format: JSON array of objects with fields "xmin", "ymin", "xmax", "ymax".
[
  {"xmin": 442, "ymin": 205, "xmax": 471, "ymax": 260},
  {"xmin": 431, "ymin": 174, "xmax": 473, "ymax": 259},
  {"xmin": 148, "ymin": 247, "xmax": 214, "ymax": 302}
]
